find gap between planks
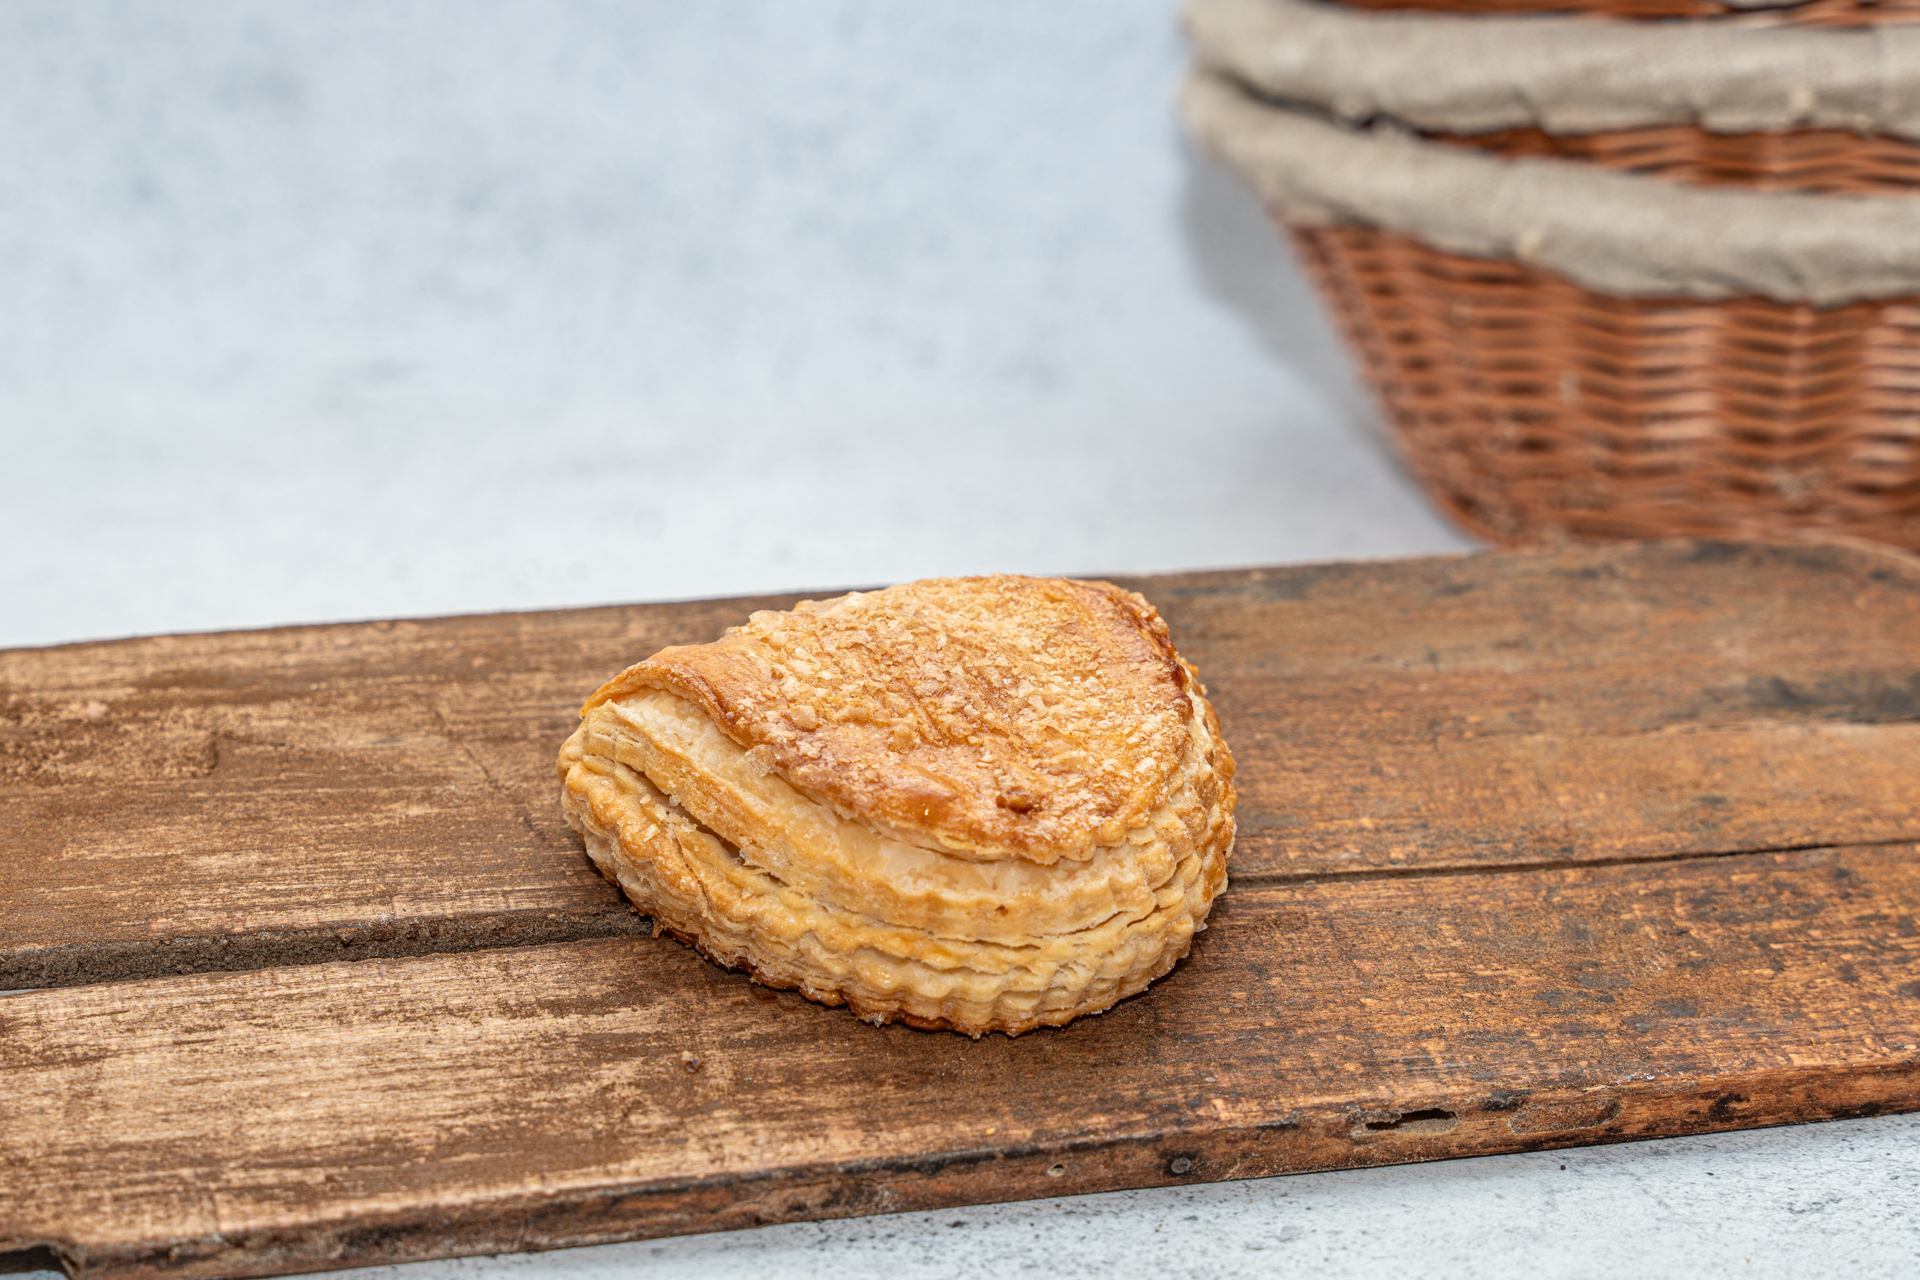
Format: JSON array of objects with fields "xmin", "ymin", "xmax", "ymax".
[
  {"xmin": 8, "ymin": 539, "xmax": 1920, "ymax": 994},
  {"xmin": 4, "ymin": 835, "xmax": 1911, "ymax": 1000},
  {"xmin": 1228, "ymin": 835, "xmax": 1917, "ymax": 887}
]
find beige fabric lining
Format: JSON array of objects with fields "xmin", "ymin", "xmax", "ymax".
[
  {"xmin": 1185, "ymin": 0, "xmax": 1920, "ymax": 139},
  {"xmin": 1182, "ymin": 69, "xmax": 1920, "ymax": 304}
]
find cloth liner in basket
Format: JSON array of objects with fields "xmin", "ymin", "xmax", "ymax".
[{"xmin": 1184, "ymin": 0, "xmax": 1920, "ymax": 548}]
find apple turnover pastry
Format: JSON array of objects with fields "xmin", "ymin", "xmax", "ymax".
[{"xmin": 556, "ymin": 575, "xmax": 1236, "ymax": 1036}]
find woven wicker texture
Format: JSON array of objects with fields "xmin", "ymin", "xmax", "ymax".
[
  {"xmin": 1250, "ymin": 2, "xmax": 1920, "ymax": 544},
  {"xmin": 1265, "ymin": 14, "xmax": 1920, "ymax": 546},
  {"xmin": 1294, "ymin": 223, "xmax": 1920, "ymax": 546},
  {"xmin": 1331, "ymin": 0, "xmax": 1920, "ymax": 24},
  {"xmin": 1436, "ymin": 124, "xmax": 1920, "ymax": 195}
]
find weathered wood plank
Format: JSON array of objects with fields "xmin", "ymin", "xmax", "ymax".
[
  {"xmin": 4, "ymin": 841, "xmax": 1915, "ymax": 1279},
  {"xmin": 0, "ymin": 595, "xmax": 815, "ymax": 988},
  {"xmin": 1148, "ymin": 538, "xmax": 1920, "ymax": 876},
  {"xmin": 5, "ymin": 539, "xmax": 1919, "ymax": 990}
]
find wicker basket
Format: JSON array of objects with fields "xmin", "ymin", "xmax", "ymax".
[
  {"xmin": 1249, "ymin": 2, "xmax": 1920, "ymax": 548},
  {"xmin": 1293, "ymin": 224, "xmax": 1920, "ymax": 545}
]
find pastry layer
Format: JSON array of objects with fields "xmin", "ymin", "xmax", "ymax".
[
  {"xmin": 558, "ymin": 576, "xmax": 1238, "ymax": 1036},
  {"xmin": 557, "ymin": 697, "xmax": 1233, "ymax": 1035},
  {"xmin": 579, "ymin": 686, "xmax": 1222, "ymax": 945},
  {"xmin": 582, "ymin": 576, "xmax": 1195, "ymax": 864}
]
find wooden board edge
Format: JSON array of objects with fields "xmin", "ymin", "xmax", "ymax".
[
  {"xmin": 9, "ymin": 534, "xmax": 1916, "ymax": 663},
  {"xmin": 23, "ymin": 1061, "xmax": 1917, "ymax": 1280}
]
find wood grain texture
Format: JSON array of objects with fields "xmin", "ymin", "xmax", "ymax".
[
  {"xmin": 1155, "ymin": 538, "xmax": 1920, "ymax": 876},
  {"xmin": 4, "ymin": 539, "xmax": 1920, "ymax": 1277},
  {"xmin": 6, "ymin": 539, "xmax": 1920, "ymax": 991},
  {"xmin": 0, "ymin": 594, "xmax": 814, "ymax": 988},
  {"xmin": 3, "ymin": 840, "xmax": 1916, "ymax": 1279}
]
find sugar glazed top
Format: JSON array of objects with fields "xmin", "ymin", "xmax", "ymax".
[{"xmin": 583, "ymin": 576, "xmax": 1198, "ymax": 864}]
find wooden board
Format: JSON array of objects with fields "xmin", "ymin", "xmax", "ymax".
[{"xmin": 3, "ymin": 539, "xmax": 1919, "ymax": 1279}]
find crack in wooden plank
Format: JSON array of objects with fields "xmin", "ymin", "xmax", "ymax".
[
  {"xmin": 1229, "ymin": 837, "xmax": 1917, "ymax": 888},
  {"xmin": 0, "ymin": 908, "xmax": 652, "ymax": 992}
]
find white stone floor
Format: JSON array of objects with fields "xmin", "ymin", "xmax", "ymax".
[{"xmin": 3, "ymin": 4, "xmax": 1915, "ymax": 1276}]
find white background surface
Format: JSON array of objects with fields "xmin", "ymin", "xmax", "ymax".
[
  {"xmin": 3, "ymin": 3, "xmax": 1915, "ymax": 1277},
  {"xmin": 1, "ymin": 0, "xmax": 1468, "ymax": 650}
]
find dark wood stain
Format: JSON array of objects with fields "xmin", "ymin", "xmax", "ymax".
[{"xmin": 2, "ymin": 539, "xmax": 1918, "ymax": 1278}]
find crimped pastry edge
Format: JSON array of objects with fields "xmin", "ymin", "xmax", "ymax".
[
  {"xmin": 556, "ymin": 698, "xmax": 1234, "ymax": 1036},
  {"xmin": 577, "ymin": 687, "xmax": 1220, "ymax": 945}
]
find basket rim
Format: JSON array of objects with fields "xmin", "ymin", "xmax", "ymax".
[
  {"xmin": 1321, "ymin": 0, "xmax": 1913, "ymax": 21},
  {"xmin": 1184, "ymin": 0, "xmax": 1920, "ymax": 142},
  {"xmin": 1182, "ymin": 69, "xmax": 1920, "ymax": 306}
]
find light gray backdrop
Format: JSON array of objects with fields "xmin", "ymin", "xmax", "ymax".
[
  {"xmin": 3, "ymin": 4, "xmax": 1914, "ymax": 1277},
  {"xmin": 1, "ymin": 0, "xmax": 1466, "ymax": 648}
]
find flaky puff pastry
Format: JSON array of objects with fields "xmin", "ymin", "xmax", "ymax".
[{"xmin": 556, "ymin": 575, "xmax": 1235, "ymax": 1036}]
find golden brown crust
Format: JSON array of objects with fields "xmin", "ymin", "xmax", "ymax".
[
  {"xmin": 560, "ymin": 574, "xmax": 1238, "ymax": 1036},
  {"xmin": 557, "ymin": 696, "xmax": 1234, "ymax": 1036},
  {"xmin": 581, "ymin": 689, "xmax": 1184, "ymax": 945},
  {"xmin": 584, "ymin": 576, "xmax": 1193, "ymax": 865}
]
